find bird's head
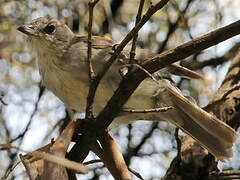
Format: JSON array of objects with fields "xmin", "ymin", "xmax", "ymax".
[{"xmin": 17, "ymin": 17, "xmax": 74, "ymax": 55}]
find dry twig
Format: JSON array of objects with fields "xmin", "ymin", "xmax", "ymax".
[
  {"xmin": 1, "ymin": 161, "xmax": 21, "ymax": 180},
  {"xmin": 85, "ymin": 0, "xmax": 170, "ymax": 127},
  {"xmin": 95, "ymin": 18, "xmax": 240, "ymax": 131},
  {"xmin": 122, "ymin": 107, "xmax": 172, "ymax": 113},
  {"xmin": 86, "ymin": 0, "xmax": 100, "ymax": 119},
  {"xmin": 130, "ymin": 0, "xmax": 145, "ymax": 62},
  {"xmin": 211, "ymin": 170, "xmax": 240, "ymax": 179},
  {"xmin": 83, "ymin": 159, "xmax": 145, "ymax": 180},
  {"xmin": 91, "ymin": 132, "xmax": 132, "ymax": 180}
]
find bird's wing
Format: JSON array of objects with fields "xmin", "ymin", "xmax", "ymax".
[
  {"xmin": 73, "ymin": 35, "xmax": 114, "ymax": 49},
  {"xmin": 68, "ymin": 35, "xmax": 204, "ymax": 80}
]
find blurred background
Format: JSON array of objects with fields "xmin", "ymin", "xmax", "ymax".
[{"xmin": 0, "ymin": 0, "xmax": 240, "ymax": 179}]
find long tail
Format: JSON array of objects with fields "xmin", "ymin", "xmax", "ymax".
[{"xmin": 163, "ymin": 81, "xmax": 237, "ymax": 161}]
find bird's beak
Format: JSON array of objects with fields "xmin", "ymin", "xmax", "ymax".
[{"xmin": 17, "ymin": 25, "xmax": 36, "ymax": 36}]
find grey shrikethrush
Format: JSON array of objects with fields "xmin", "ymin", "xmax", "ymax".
[{"xmin": 18, "ymin": 17, "xmax": 237, "ymax": 161}]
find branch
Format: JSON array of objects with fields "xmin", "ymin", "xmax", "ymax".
[
  {"xmin": 163, "ymin": 32, "xmax": 240, "ymax": 179},
  {"xmin": 128, "ymin": 167, "xmax": 145, "ymax": 180},
  {"xmin": 86, "ymin": 0, "xmax": 100, "ymax": 119},
  {"xmin": 122, "ymin": 107, "xmax": 172, "ymax": 113},
  {"xmin": 67, "ymin": 135, "xmax": 91, "ymax": 163},
  {"xmin": 85, "ymin": 0, "xmax": 169, "ymax": 123},
  {"xmin": 83, "ymin": 159, "xmax": 145, "ymax": 180},
  {"xmin": 211, "ymin": 170, "xmax": 240, "ymax": 180},
  {"xmin": 95, "ymin": 19, "xmax": 240, "ymax": 131},
  {"xmin": 125, "ymin": 122, "xmax": 159, "ymax": 165},
  {"xmin": 10, "ymin": 83, "xmax": 45, "ymax": 143},
  {"xmin": 2, "ymin": 161, "xmax": 21, "ymax": 180},
  {"xmin": 157, "ymin": 0, "xmax": 194, "ymax": 53},
  {"xmin": 0, "ymin": 97, "xmax": 7, "ymax": 105},
  {"xmin": 143, "ymin": 20, "xmax": 240, "ymax": 73},
  {"xmin": 206, "ymin": 50, "xmax": 240, "ymax": 122},
  {"xmin": 91, "ymin": 132, "xmax": 131, "ymax": 180},
  {"xmin": 181, "ymin": 42, "xmax": 240, "ymax": 70},
  {"xmin": 130, "ymin": 0, "xmax": 145, "ymax": 62}
]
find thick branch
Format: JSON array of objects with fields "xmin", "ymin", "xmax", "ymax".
[
  {"xmin": 181, "ymin": 42, "xmax": 240, "ymax": 70},
  {"xmin": 163, "ymin": 41, "xmax": 240, "ymax": 180},
  {"xmin": 85, "ymin": 0, "xmax": 169, "ymax": 121},
  {"xmin": 91, "ymin": 132, "xmax": 131, "ymax": 180},
  {"xmin": 95, "ymin": 19, "xmax": 240, "ymax": 131}
]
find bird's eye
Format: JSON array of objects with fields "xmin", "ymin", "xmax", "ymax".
[{"xmin": 45, "ymin": 24, "xmax": 56, "ymax": 34}]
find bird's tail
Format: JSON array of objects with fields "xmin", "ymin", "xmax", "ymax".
[{"xmin": 161, "ymin": 81, "xmax": 237, "ymax": 161}]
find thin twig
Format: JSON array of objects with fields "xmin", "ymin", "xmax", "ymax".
[
  {"xmin": 128, "ymin": 167, "xmax": 145, "ymax": 180},
  {"xmin": 123, "ymin": 63, "xmax": 158, "ymax": 82},
  {"xmin": 214, "ymin": 176, "xmax": 240, "ymax": 179},
  {"xmin": 158, "ymin": 0, "xmax": 193, "ymax": 53},
  {"xmin": 205, "ymin": 84, "xmax": 240, "ymax": 111},
  {"xmin": 83, "ymin": 159, "xmax": 145, "ymax": 180},
  {"xmin": 83, "ymin": 159, "xmax": 102, "ymax": 165},
  {"xmin": 181, "ymin": 42, "xmax": 240, "ymax": 70},
  {"xmin": 87, "ymin": 0, "xmax": 100, "ymax": 78},
  {"xmin": 95, "ymin": 18, "xmax": 240, "ymax": 131},
  {"xmin": 85, "ymin": 0, "xmax": 169, "ymax": 126},
  {"xmin": 212, "ymin": 170, "xmax": 240, "ymax": 176},
  {"xmin": 0, "ymin": 97, "xmax": 7, "ymax": 105},
  {"xmin": 125, "ymin": 122, "xmax": 159, "ymax": 165},
  {"xmin": 220, "ymin": 85, "xmax": 240, "ymax": 102},
  {"xmin": 86, "ymin": 0, "xmax": 100, "ymax": 119},
  {"xmin": 0, "ymin": 143, "xmax": 89, "ymax": 174},
  {"xmin": 2, "ymin": 85, "xmax": 45, "ymax": 180},
  {"xmin": 130, "ymin": 0, "xmax": 145, "ymax": 62},
  {"xmin": 2, "ymin": 160, "xmax": 21, "ymax": 180},
  {"xmin": 174, "ymin": 128, "xmax": 181, "ymax": 159},
  {"xmin": 10, "ymin": 84, "xmax": 45, "ymax": 143},
  {"xmin": 28, "ymin": 151, "xmax": 89, "ymax": 174},
  {"xmin": 0, "ymin": 144, "xmax": 23, "ymax": 151},
  {"xmin": 101, "ymin": 0, "xmax": 170, "ymax": 77},
  {"xmin": 122, "ymin": 107, "xmax": 173, "ymax": 113},
  {"xmin": 211, "ymin": 170, "xmax": 240, "ymax": 179}
]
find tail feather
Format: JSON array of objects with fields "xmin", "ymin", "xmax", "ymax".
[
  {"xmin": 173, "ymin": 108, "xmax": 234, "ymax": 161},
  {"xmin": 118, "ymin": 78, "xmax": 237, "ymax": 161},
  {"xmin": 160, "ymin": 80, "xmax": 237, "ymax": 161}
]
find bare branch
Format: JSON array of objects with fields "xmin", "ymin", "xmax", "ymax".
[
  {"xmin": 211, "ymin": 170, "xmax": 240, "ymax": 180},
  {"xmin": 181, "ymin": 42, "xmax": 240, "ymax": 70},
  {"xmin": 83, "ymin": 159, "xmax": 102, "ymax": 165},
  {"xmin": 122, "ymin": 107, "xmax": 172, "ymax": 113},
  {"xmin": 95, "ymin": 19, "xmax": 240, "ymax": 131},
  {"xmin": 10, "ymin": 84, "xmax": 45, "ymax": 143},
  {"xmin": 21, "ymin": 151, "xmax": 89, "ymax": 174},
  {"xmin": 128, "ymin": 167, "xmax": 145, "ymax": 180},
  {"xmin": 163, "ymin": 28, "xmax": 240, "ymax": 180},
  {"xmin": 83, "ymin": 159, "xmax": 145, "ymax": 180},
  {"xmin": 86, "ymin": 0, "xmax": 100, "ymax": 119},
  {"xmin": 205, "ymin": 50, "xmax": 240, "ymax": 122},
  {"xmin": 158, "ymin": 0, "xmax": 194, "ymax": 53},
  {"xmin": 0, "ymin": 97, "xmax": 7, "ymax": 105},
  {"xmin": 130, "ymin": 0, "xmax": 145, "ymax": 62},
  {"xmin": 85, "ymin": 0, "xmax": 169, "ymax": 124},
  {"xmin": 174, "ymin": 128, "xmax": 181, "ymax": 159},
  {"xmin": 125, "ymin": 122, "xmax": 159, "ymax": 165},
  {"xmin": 91, "ymin": 132, "xmax": 132, "ymax": 180},
  {"xmin": 1, "ymin": 161, "xmax": 21, "ymax": 180}
]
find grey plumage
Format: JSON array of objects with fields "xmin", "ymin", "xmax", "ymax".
[{"xmin": 18, "ymin": 17, "xmax": 237, "ymax": 161}]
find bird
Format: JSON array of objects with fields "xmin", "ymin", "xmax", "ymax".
[{"xmin": 17, "ymin": 17, "xmax": 237, "ymax": 161}]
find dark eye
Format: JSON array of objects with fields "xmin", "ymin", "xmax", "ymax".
[{"xmin": 45, "ymin": 24, "xmax": 55, "ymax": 34}]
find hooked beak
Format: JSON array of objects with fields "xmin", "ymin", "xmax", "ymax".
[{"xmin": 17, "ymin": 25, "xmax": 36, "ymax": 36}]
